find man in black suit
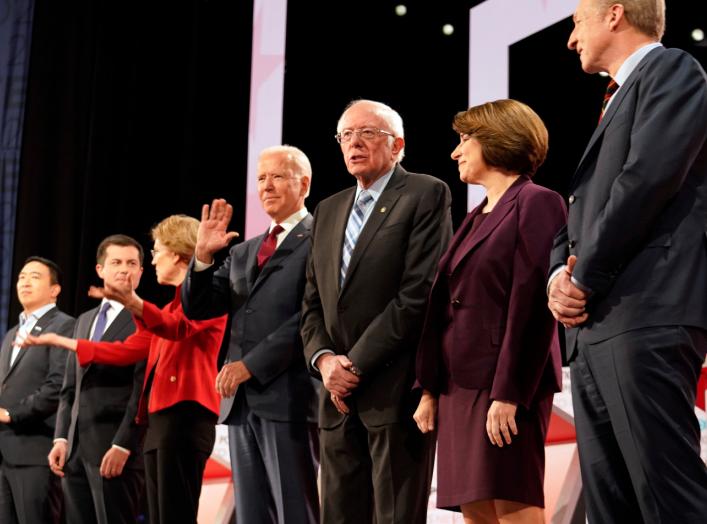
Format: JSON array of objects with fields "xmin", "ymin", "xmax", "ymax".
[
  {"xmin": 50, "ymin": 235, "xmax": 146, "ymax": 524},
  {"xmin": 0, "ymin": 256, "xmax": 75, "ymax": 523},
  {"xmin": 182, "ymin": 145, "xmax": 319, "ymax": 523},
  {"xmin": 548, "ymin": 1, "xmax": 707, "ymax": 522},
  {"xmin": 300, "ymin": 99, "xmax": 452, "ymax": 523}
]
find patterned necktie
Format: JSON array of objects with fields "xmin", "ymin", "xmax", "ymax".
[
  {"xmin": 10, "ymin": 314, "xmax": 30, "ymax": 366},
  {"xmin": 599, "ymin": 78, "xmax": 619, "ymax": 122},
  {"xmin": 256, "ymin": 224, "xmax": 285, "ymax": 269},
  {"xmin": 91, "ymin": 302, "xmax": 111, "ymax": 341},
  {"xmin": 341, "ymin": 190, "xmax": 374, "ymax": 285}
]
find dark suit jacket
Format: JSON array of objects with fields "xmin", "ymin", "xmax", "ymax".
[
  {"xmin": 550, "ymin": 46, "xmax": 707, "ymax": 360},
  {"xmin": 0, "ymin": 307, "xmax": 74, "ymax": 466},
  {"xmin": 417, "ymin": 177, "xmax": 565, "ymax": 409},
  {"xmin": 55, "ymin": 306, "xmax": 145, "ymax": 468},
  {"xmin": 182, "ymin": 214, "xmax": 318, "ymax": 423},
  {"xmin": 301, "ymin": 164, "xmax": 453, "ymax": 428}
]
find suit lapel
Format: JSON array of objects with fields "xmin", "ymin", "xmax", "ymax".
[
  {"xmin": 101, "ymin": 307, "xmax": 132, "ymax": 341},
  {"xmin": 0, "ymin": 328, "xmax": 17, "ymax": 383},
  {"xmin": 573, "ymin": 47, "xmax": 661, "ymax": 183},
  {"xmin": 6, "ymin": 307, "xmax": 59, "ymax": 377},
  {"xmin": 449, "ymin": 177, "xmax": 528, "ymax": 274},
  {"xmin": 245, "ymin": 233, "xmax": 266, "ymax": 292},
  {"xmin": 252, "ymin": 215, "xmax": 313, "ymax": 294},
  {"xmin": 341, "ymin": 168, "xmax": 404, "ymax": 291}
]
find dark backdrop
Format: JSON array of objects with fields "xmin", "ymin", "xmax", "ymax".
[{"xmin": 7, "ymin": 0, "xmax": 707, "ymax": 327}]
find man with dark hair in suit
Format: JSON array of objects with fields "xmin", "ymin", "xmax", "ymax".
[
  {"xmin": 0, "ymin": 256, "xmax": 75, "ymax": 523},
  {"xmin": 183, "ymin": 145, "xmax": 320, "ymax": 523},
  {"xmin": 548, "ymin": 1, "xmax": 707, "ymax": 522},
  {"xmin": 50, "ymin": 235, "xmax": 146, "ymax": 524},
  {"xmin": 300, "ymin": 99, "xmax": 453, "ymax": 524}
]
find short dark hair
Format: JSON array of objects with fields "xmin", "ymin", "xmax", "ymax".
[
  {"xmin": 96, "ymin": 234, "xmax": 144, "ymax": 265},
  {"xmin": 23, "ymin": 256, "xmax": 63, "ymax": 286}
]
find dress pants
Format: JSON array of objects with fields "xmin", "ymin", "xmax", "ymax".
[
  {"xmin": 0, "ymin": 463, "xmax": 62, "ymax": 524},
  {"xmin": 319, "ymin": 411, "xmax": 435, "ymax": 524},
  {"xmin": 143, "ymin": 401, "xmax": 216, "ymax": 524},
  {"xmin": 62, "ymin": 442, "xmax": 144, "ymax": 524},
  {"xmin": 227, "ymin": 394, "xmax": 320, "ymax": 524},
  {"xmin": 570, "ymin": 326, "xmax": 707, "ymax": 523}
]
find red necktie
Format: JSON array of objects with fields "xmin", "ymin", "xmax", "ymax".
[
  {"xmin": 256, "ymin": 225, "xmax": 284, "ymax": 269},
  {"xmin": 599, "ymin": 79, "xmax": 619, "ymax": 123}
]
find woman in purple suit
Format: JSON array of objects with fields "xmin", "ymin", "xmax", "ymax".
[{"xmin": 414, "ymin": 99, "xmax": 566, "ymax": 523}]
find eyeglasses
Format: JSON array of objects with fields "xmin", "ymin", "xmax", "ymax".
[
  {"xmin": 335, "ymin": 127, "xmax": 395, "ymax": 144},
  {"xmin": 150, "ymin": 249, "xmax": 166, "ymax": 259}
]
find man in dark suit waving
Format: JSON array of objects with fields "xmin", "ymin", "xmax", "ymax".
[
  {"xmin": 0, "ymin": 256, "xmax": 74, "ymax": 523},
  {"xmin": 301, "ymin": 99, "xmax": 452, "ymax": 523},
  {"xmin": 183, "ymin": 145, "xmax": 319, "ymax": 523},
  {"xmin": 548, "ymin": 1, "xmax": 707, "ymax": 522},
  {"xmin": 51, "ymin": 235, "xmax": 146, "ymax": 524}
]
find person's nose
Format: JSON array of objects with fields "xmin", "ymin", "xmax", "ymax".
[
  {"xmin": 567, "ymin": 29, "xmax": 578, "ymax": 50},
  {"xmin": 451, "ymin": 144, "xmax": 461, "ymax": 160}
]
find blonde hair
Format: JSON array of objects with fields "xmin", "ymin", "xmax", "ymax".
[
  {"xmin": 151, "ymin": 215, "xmax": 199, "ymax": 261},
  {"xmin": 453, "ymin": 99, "xmax": 548, "ymax": 178}
]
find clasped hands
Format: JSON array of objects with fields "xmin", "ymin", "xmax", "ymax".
[
  {"xmin": 317, "ymin": 354, "xmax": 360, "ymax": 415},
  {"xmin": 547, "ymin": 255, "xmax": 589, "ymax": 328}
]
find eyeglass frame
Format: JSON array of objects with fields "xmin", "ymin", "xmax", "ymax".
[{"xmin": 335, "ymin": 127, "xmax": 396, "ymax": 144}]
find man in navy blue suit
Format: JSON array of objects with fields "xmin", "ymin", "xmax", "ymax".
[
  {"xmin": 548, "ymin": 1, "xmax": 707, "ymax": 522},
  {"xmin": 182, "ymin": 145, "xmax": 319, "ymax": 524}
]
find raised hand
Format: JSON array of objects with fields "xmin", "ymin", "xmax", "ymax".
[
  {"xmin": 88, "ymin": 274, "xmax": 143, "ymax": 317},
  {"xmin": 196, "ymin": 199, "xmax": 240, "ymax": 263}
]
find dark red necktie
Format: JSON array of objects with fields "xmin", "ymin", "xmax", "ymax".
[
  {"xmin": 256, "ymin": 225, "xmax": 284, "ymax": 269},
  {"xmin": 599, "ymin": 79, "xmax": 619, "ymax": 123}
]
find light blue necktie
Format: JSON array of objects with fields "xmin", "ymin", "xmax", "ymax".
[{"xmin": 341, "ymin": 190, "xmax": 374, "ymax": 285}]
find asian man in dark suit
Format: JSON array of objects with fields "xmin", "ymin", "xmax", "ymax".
[
  {"xmin": 182, "ymin": 145, "xmax": 319, "ymax": 524},
  {"xmin": 300, "ymin": 99, "xmax": 453, "ymax": 524},
  {"xmin": 548, "ymin": 1, "xmax": 707, "ymax": 522},
  {"xmin": 0, "ymin": 256, "xmax": 74, "ymax": 524},
  {"xmin": 51, "ymin": 235, "xmax": 146, "ymax": 524}
]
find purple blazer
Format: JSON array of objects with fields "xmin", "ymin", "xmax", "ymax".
[{"xmin": 416, "ymin": 176, "xmax": 566, "ymax": 409}]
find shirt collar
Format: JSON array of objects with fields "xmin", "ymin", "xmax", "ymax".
[
  {"xmin": 19, "ymin": 302, "xmax": 56, "ymax": 326},
  {"xmin": 613, "ymin": 42, "xmax": 663, "ymax": 87},
  {"xmin": 355, "ymin": 166, "xmax": 395, "ymax": 202},
  {"xmin": 269, "ymin": 206, "xmax": 308, "ymax": 235},
  {"xmin": 101, "ymin": 298, "xmax": 125, "ymax": 314}
]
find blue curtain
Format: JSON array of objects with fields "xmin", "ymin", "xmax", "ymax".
[{"xmin": 0, "ymin": 0, "xmax": 35, "ymax": 330}]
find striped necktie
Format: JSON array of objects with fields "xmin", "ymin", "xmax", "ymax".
[
  {"xmin": 599, "ymin": 78, "xmax": 619, "ymax": 122},
  {"xmin": 341, "ymin": 190, "xmax": 374, "ymax": 285}
]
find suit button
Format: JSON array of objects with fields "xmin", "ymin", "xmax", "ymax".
[
  {"xmin": 568, "ymin": 195, "xmax": 576, "ymax": 204},
  {"xmin": 568, "ymin": 240, "xmax": 576, "ymax": 248},
  {"xmin": 245, "ymin": 308, "xmax": 252, "ymax": 314},
  {"xmin": 169, "ymin": 376, "xmax": 177, "ymax": 383},
  {"xmin": 451, "ymin": 298, "xmax": 462, "ymax": 307}
]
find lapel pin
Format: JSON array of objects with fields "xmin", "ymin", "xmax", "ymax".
[
  {"xmin": 380, "ymin": 207, "xmax": 387, "ymax": 213},
  {"xmin": 296, "ymin": 233, "xmax": 304, "ymax": 238}
]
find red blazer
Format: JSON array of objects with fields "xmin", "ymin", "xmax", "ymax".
[
  {"xmin": 416, "ymin": 177, "xmax": 566, "ymax": 409},
  {"xmin": 76, "ymin": 286, "xmax": 226, "ymax": 421}
]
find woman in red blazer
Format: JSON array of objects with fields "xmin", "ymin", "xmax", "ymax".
[
  {"xmin": 27, "ymin": 215, "xmax": 226, "ymax": 524},
  {"xmin": 414, "ymin": 100, "xmax": 566, "ymax": 523}
]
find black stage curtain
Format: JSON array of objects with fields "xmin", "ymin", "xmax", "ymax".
[{"xmin": 10, "ymin": 0, "xmax": 253, "ymax": 327}]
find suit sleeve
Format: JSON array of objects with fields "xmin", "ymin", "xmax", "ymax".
[
  {"xmin": 347, "ymin": 180, "xmax": 453, "ymax": 375},
  {"xmin": 111, "ymin": 357, "xmax": 146, "ymax": 452},
  {"xmin": 181, "ymin": 255, "xmax": 233, "ymax": 320},
  {"xmin": 301, "ymin": 205, "xmax": 337, "ymax": 370},
  {"xmin": 574, "ymin": 50, "xmax": 707, "ymax": 295},
  {"xmin": 138, "ymin": 300, "xmax": 215, "ymax": 343},
  {"xmin": 76, "ymin": 329, "xmax": 152, "ymax": 367},
  {"xmin": 490, "ymin": 190, "xmax": 567, "ymax": 409},
  {"xmin": 9, "ymin": 315, "xmax": 74, "ymax": 426},
  {"xmin": 53, "ymin": 353, "xmax": 76, "ymax": 440}
]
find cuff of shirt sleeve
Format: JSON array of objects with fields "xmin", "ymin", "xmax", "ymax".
[
  {"xmin": 53, "ymin": 438, "xmax": 68, "ymax": 445},
  {"xmin": 111, "ymin": 444, "xmax": 131, "ymax": 455},
  {"xmin": 570, "ymin": 275, "xmax": 593, "ymax": 294},
  {"xmin": 311, "ymin": 349, "xmax": 335, "ymax": 371},
  {"xmin": 193, "ymin": 258, "xmax": 214, "ymax": 272}
]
